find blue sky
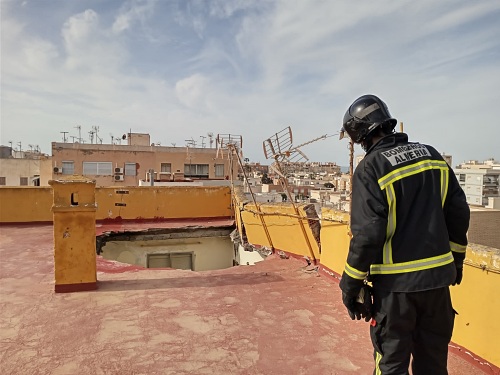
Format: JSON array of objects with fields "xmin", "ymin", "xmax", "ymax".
[{"xmin": 1, "ymin": 0, "xmax": 499, "ymax": 166}]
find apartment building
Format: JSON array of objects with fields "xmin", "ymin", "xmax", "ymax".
[
  {"xmin": 455, "ymin": 159, "xmax": 500, "ymax": 206},
  {"xmin": 0, "ymin": 146, "xmax": 49, "ymax": 186},
  {"xmin": 51, "ymin": 133, "xmax": 238, "ymax": 186}
]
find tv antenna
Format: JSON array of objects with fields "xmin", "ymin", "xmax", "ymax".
[
  {"xmin": 200, "ymin": 135, "xmax": 206, "ymax": 148},
  {"xmin": 262, "ymin": 126, "xmax": 330, "ymax": 262},
  {"xmin": 216, "ymin": 134, "xmax": 274, "ymax": 249},
  {"xmin": 207, "ymin": 132, "xmax": 214, "ymax": 148},
  {"xmin": 215, "ymin": 134, "xmax": 242, "ymax": 160},
  {"xmin": 60, "ymin": 132, "xmax": 68, "ymax": 143},
  {"xmin": 92, "ymin": 126, "xmax": 102, "ymax": 144},
  {"xmin": 185, "ymin": 138, "xmax": 196, "ymax": 147},
  {"xmin": 74, "ymin": 125, "xmax": 82, "ymax": 143}
]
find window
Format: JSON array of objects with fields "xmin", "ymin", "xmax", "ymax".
[
  {"xmin": 184, "ymin": 164, "xmax": 209, "ymax": 178},
  {"xmin": 147, "ymin": 253, "xmax": 193, "ymax": 270},
  {"xmin": 83, "ymin": 162, "xmax": 113, "ymax": 176},
  {"xmin": 124, "ymin": 163, "xmax": 137, "ymax": 176},
  {"xmin": 0, "ymin": 177, "xmax": 6, "ymax": 185},
  {"xmin": 62, "ymin": 161, "xmax": 74, "ymax": 175},
  {"xmin": 20, "ymin": 177, "xmax": 28, "ymax": 186},
  {"xmin": 161, "ymin": 163, "xmax": 171, "ymax": 173},
  {"xmin": 215, "ymin": 164, "xmax": 224, "ymax": 178}
]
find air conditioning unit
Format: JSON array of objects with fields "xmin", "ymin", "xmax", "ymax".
[
  {"xmin": 53, "ymin": 167, "xmax": 61, "ymax": 174},
  {"xmin": 114, "ymin": 175, "xmax": 124, "ymax": 181},
  {"xmin": 114, "ymin": 167, "xmax": 124, "ymax": 174}
]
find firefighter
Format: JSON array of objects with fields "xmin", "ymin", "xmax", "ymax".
[{"xmin": 338, "ymin": 94, "xmax": 470, "ymax": 374}]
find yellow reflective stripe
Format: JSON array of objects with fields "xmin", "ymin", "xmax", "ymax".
[
  {"xmin": 450, "ymin": 241, "xmax": 467, "ymax": 254},
  {"xmin": 383, "ymin": 184, "xmax": 396, "ymax": 264},
  {"xmin": 375, "ymin": 351, "xmax": 382, "ymax": 375},
  {"xmin": 344, "ymin": 263, "xmax": 368, "ymax": 280},
  {"xmin": 370, "ymin": 252, "xmax": 454, "ymax": 275},
  {"xmin": 441, "ymin": 168, "xmax": 449, "ymax": 207},
  {"xmin": 378, "ymin": 160, "xmax": 448, "ymax": 190}
]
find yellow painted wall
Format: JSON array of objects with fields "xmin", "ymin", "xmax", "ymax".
[
  {"xmin": 320, "ymin": 208, "xmax": 350, "ymax": 275},
  {"xmin": 53, "ymin": 211, "xmax": 97, "ymax": 286},
  {"xmin": 451, "ymin": 248, "xmax": 500, "ymax": 367},
  {"xmin": 50, "ymin": 177, "xmax": 97, "ymax": 288},
  {"xmin": 0, "ymin": 187, "xmax": 53, "ymax": 222},
  {"xmin": 233, "ymin": 190, "xmax": 320, "ymax": 260},
  {"xmin": 0, "ymin": 185, "xmax": 232, "ymax": 223},
  {"xmin": 95, "ymin": 186, "xmax": 231, "ymax": 220}
]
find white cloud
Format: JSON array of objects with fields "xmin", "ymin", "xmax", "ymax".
[
  {"xmin": 112, "ymin": 0, "xmax": 157, "ymax": 34},
  {"xmin": 1, "ymin": 0, "xmax": 499, "ymax": 166},
  {"xmin": 175, "ymin": 74, "xmax": 212, "ymax": 110}
]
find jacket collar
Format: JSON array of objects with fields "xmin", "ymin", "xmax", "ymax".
[{"xmin": 366, "ymin": 132, "xmax": 409, "ymax": 154}]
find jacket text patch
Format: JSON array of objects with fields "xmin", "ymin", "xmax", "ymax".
[{"xmin": 382, "ymin": 144, "xmax": 430, "ymax": 166}]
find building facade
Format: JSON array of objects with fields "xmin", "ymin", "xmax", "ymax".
[
  {"xmin": 51, "ymin": 134, "xmax": 238, "ymax": 186},
  {"xmin": 455, "ymin": 160, "xmax": 500, "ymax": 206},
  {"xmin": 0, "ymin": 146, "xmax": 49, "ymax": 186}
]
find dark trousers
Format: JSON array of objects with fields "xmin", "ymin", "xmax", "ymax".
[{"xmin": 370, "ymin": 287, "xmax": 455, "ymax": 375}]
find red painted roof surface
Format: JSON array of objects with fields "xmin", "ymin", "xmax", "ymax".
[{"xmin": 0, "ymin": 224, "xmax": 494, "ymax": 374}]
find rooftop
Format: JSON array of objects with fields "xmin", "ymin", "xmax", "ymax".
[{"xmin": 0, "ymin": 222, "xmax": 493, "ymax": 374}]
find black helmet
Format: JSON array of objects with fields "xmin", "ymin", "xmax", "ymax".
[{"xmin": 342, "ymin": 95, "xmax": 397, "ymax": 143}]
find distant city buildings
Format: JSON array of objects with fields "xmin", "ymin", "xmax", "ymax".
[
  {"xmin": 2, "ymin": 136, "xmax": 498, "ymax": 210},
  {"xmin": 455, "ymin": 159, "xmax": 500, "ymax": 208},
  {"xmin": 0, "ymin": 133, "xmax": 238, "ymax": 187},
  {"xmin": 0, "ymin": 145, "xmax": 48, "ymax": 186}
]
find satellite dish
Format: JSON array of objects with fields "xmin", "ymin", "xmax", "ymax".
[{"xmin": 122, "ymin": 134, "xmax": 127, "ymax": 140}]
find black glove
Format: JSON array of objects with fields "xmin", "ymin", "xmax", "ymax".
[
  {"xmin": 452, "ymin": 267, "xmax": 463, "ymax": 286},
  {"xmin": 342, "ymin": 285, "xmax": 372, "ymax": 322}
]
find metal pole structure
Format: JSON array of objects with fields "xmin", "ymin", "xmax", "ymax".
[
  {"xmin": 149, "ymin": 169, "xmax": 154, "ymax": 186},
  {"xmin": 348, "ymin": 140, "xmax": 354, "ymax": 236},
  {"xmin": 273, "ymin": 158, "xmax": 316, "ymax": 262},
  {"xmin": 232, "ymin": 146, "xmax": 275, "ymax": 251}
]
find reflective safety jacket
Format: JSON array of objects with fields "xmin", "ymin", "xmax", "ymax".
[{"xmin": 342, "ymin": 133, "xmax": 470, "ymax": 293}]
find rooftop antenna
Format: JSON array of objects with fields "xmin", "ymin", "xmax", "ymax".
[
  {"xmin": 110, "ymin": 134, "xmax": 114, "ymax": 144},
  {"xmin": 171, "ymin": 142, "xmax": 176, "ymax": 147},
  {"xmin": 75, "ymin": 125, "xmax": 82, "ymax": 143},
  {"xmin": 185, "ymin": 138, "xmax": 196, "ymax": 147},
  {"xmin": 92, "ymin": 126, "xmax": 102, "ymax": 144},
  {"xmin": 60, "ymin": 131, "xmax": 68, "ymax": 143},
  {"xmin": 28, "ymin": 144, "xmax": 33, "ymax": 152},
  {"xmin": 70, "ymin": 136, "xmax": 77, "ymax": 143},
  {"xmin": 17, "ymin": 141, "xmax": 22, "ymax": 152},
  {"xmin": 207, "ymin": 132, "xmax": 214, "ymax": 148},
  {"xmin": 262, "ymin": 126, "xmax": 330, "ymax": 263},
  {"xmin": 216, "ymin": 134, "xmax": 273, "ymax": 249},
  {"xmin": 200, "ymin": 135, "xmax": 206, "ymax": 148},
  {"xmin": 89, "ymin": 129, "xmax": 95, "ymax": 144},
  {"xmin": 339, "ymin": 125, "xmax": 359, "ymax": 234}
]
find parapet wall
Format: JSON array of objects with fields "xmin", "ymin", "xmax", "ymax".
[
  {"xmin": 0, "ymin": 186, "xmax": 232, "ymax": 223},
  {"xmin": 468, "ymin": 210, "xmax": 500, "ymax": 250},
  {"xmin": 232, "ymin": 187, "xmax": 320, "ymax": 261}
]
